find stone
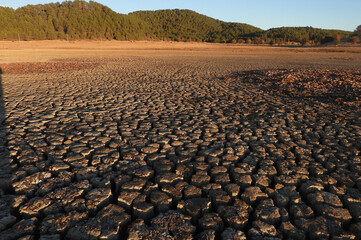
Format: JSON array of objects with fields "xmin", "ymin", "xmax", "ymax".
[
  {"xmin": 289, "ymin": 204, "xmax": 314, "ymax": 219},
  {"xmin": 248, "ymin": 220, "xmax": 280, "ymax": 240},
  {"xmin": 300, "ymin": 181, "xmax": 324, "ymax": 195},
  {"xmin": 214, "ymin": 173, "xmax": 231, "ymax": 186},
  {"xmin": 156, "ymin": 173, "xmax": 183, "ymax": 187},
  {"xmin": 315, "ymin": 204, "xmax": 352, "ymax": 224},
  {"xmin": 221, "ymin": 228, "xmax": 247, "ymax": 240},
  {"xmin": 0, "ymin": 209, "xmax": 17, "ymax": 231},
  {"xmin": 128, "ymin": 211, "xmax": 195, "ymax": 240},
  {"xmin": 161, "ymin": 184, "xmax": 185, "ymax": 203},
  {"xmin": 13, "ymin": 172, "xmax": 52, "ymax": 196},
  {"xmin": 342, "ymin": 195, "xmax": 361, "ymax": 221},
  {"xmin": 66, "ymin": 220, "xmax": 101, "ymax": 240},
  {"xmin": 85, "ymin": 188, "xmax": 112, "ymax": 213},
  {"xmin": 39, "ymin": 234, "xmax": 62, "ymax": 240},
  {"xmin": 307, "ymin": 217, "xmax": 331, "ymax": 240},
  {"xmin": 133, "ymin": 202, "xmax": 155, "ymax": 221},
  {"xmin": 184, "ymin": 185, "xmax": 202, "ymax": 199},
  {"xmin": 191, "ymin": 174, "xmax": 211, "ymax": 187},
  {"xmin": 197, "ymin": 230, "xmax": 216, "ymax": 240},
  {"xmin": 331, "ymin": 232, "xmax": 357, "ymax": 240},
  {"xmin": 121, "ymin": 178, "xmax": 147, "ymax": 191},
  {"xmin": 19, "ymin": 197, "xmax": 52, "ymax": 218},
  {"xmin": 253, "ymin": 199, "xmax": 281, "ymax": 225},
  {"xmin": 210, "ymin": 189, "xmax": 231, "ymax": 208},
  {"xmin": 307, "ymin": 191, "xmax": 343, "ymax": 208},
  {"xmin": 217, "ymin": 201, "xmax": 251, "ymax": 230},
  {"xmin": 95, "ymin": 204, "xmax": 131, "ymax": 240},
  {"xmin": 201, "ymin": 183, "xmax": 222, "ymax": 194},
  {"xmin": 150, "ymin": 191, "xmax": 172, "ymax": 213},
  {"xmin": 233, "ymin": 174, "xmax": 252, "ymax": 190},
  {"xmin": 257, "ymin": 165, "xmax": 277, "ymax": 176},
  {"xmin": 48, "ymin": 185, "xmax": 85, "ymax": 207},
  {"xmin": 280, "ymin": 221, "xmax": 306, "ymax": 240},
  {"xmin": 0, "ymin": 217, "xmax": 37, "ymax": 240},
  {"xmin": 252, "ymin": 174, "xmax": 271, "ymax": 189},
  {"xmin": 40, "ymin": 211, "xmax": 87, "ymax": 234},
  {"xmin": 350, "ymin": 222, "xmax": 361, "ymax": 239},
  {"xmin": 118, "ymin": 191, "xmax": 141, "ymax": 210},
  {"xmin": 198, "ymin": 213, "xmax": 224, "ymax": 233},
  {"xmin": 178, "ymin": 198, "xmax": 211, "ymax": 221},
  {"xmin": 17, "ymin": 235, "xmax": 34, "ymax": 240},
  {"xmin": 224, "ymin": 184, "xmax": 240, "ymax": 198},
  {"xmin": 67, "ymin": 204, "xmax": 130, "ymax": 240},
  {"xmin": 132, "ymin": 167, "xmax": 154, "ymax": 180},
  {"xmin": 241, "ymin": 186, "xmax": 268, "ymax": 205},
  {"xmin": 141, "ymin": 146, "xmax": 159, "ymax": 154},
  {"xmin": 112, "ymin": 174, "xmax": 132, "ymax": 194}
]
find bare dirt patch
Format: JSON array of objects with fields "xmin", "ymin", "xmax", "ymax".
[
  {"xmin": 0, "ymin": 41, "xmax": 361, "ymax": 240},
  {"xmin": 0, "ymin": 56, "xmax": 147, "ymax": 74},
  {"xmin": 0, "ymin": 61, "xmax": 100, "ymax": 74},
  {"xmin": 52, "ymin": 56, "xmax": 144, "ymax": 63}
]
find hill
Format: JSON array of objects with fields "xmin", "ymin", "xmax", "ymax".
[
  {"xmin": 0, "ymin": 1, "xmax": 147, "ymax": 40},
  {"xmin": 129, "ymin": 9, "xmax": 261, "ymax": 42},
  {"xmin": 0, "ymin": 0, "xmax": 352, "ymax": 44},
  {"xmin": 260, "ymin": 27, "xmax": 352, "ymax": 45}
]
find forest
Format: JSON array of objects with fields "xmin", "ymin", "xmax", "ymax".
[{"xmin": 0, "ymin": 0, "xmax": 354, "ymax": 44}]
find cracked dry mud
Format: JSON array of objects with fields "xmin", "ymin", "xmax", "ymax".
[{"xmin": 0, "ymin": 55, "xmax": 360, "ymax": 240}]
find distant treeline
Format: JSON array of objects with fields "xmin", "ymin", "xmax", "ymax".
[{"xmin": 0, "ymin": 0, "xmax": 354, "ymax": 44}]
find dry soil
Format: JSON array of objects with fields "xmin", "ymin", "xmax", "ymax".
[{"xmin": 0, "ymin": 41, "xmax": 360, "ymax": 240}]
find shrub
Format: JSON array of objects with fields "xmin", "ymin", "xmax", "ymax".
[
  {"xmin": 351, "ymin": 36, "xmax": 360, "ymax": 44},
  {"xmin": 334, "ymin": 34, "xmax": 341, "ymax": 45},
  {"xmin": 355, "ymin": 25, "xmax": 361, "ymax": 35},
  {"xmin": 300, "ymin": 38, "xmax": 307, "ymax": 46},
  {"xmin": 254, "ymin": 38, "xmax": 262, "ymax": 44}
]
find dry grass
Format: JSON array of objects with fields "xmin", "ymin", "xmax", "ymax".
[{"xmin": 235, "ymin": 69, "xmax": 361, "ymax": 107}]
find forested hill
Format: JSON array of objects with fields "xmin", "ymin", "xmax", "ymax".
[
  {"xmin": 0, "ymin": 0, "xmax": 352, "ymax": 44},
  {"xmin": 129, "ymin": 9, "xmax": 261, "ymax": 42},
  {"xmin": 0, "ymin": 1, "xmax": 147, "ymax": 40},
  {"xmin": 261, "ymin": 27, "xmax": 352, "ymax": 45}
]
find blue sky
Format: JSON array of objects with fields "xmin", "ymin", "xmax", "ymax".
[{"xmin": 1, "ymin": 0, "xmax": 360, "ymax": 31}]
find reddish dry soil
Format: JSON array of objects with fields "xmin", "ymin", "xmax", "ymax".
[
  {"xmin": 0, "ymin": 61, "xmax": 100, "ymax": 74},
  {"xmin": 236, "ymin": 69, "xmax": 361, "ymax": 107}
]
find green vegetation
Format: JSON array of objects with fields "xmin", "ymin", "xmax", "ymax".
[
  {"xmin": 351, "ymin": 36, "xmax": 360, "ymax": 44},
  {"xmin": 0, "ymin": 1, "xmax": 147, "ymax": 40},
  {"xmin": 259, "ymin": 27, "xmax": 351, "ymax": 45},
  {"xmin": 129, "ymin": 9, "xmax": 261, "ymax": 42},
  {"xmin": 354, "ymin": 25, "xmax": 361, "ymax": 36},
  {"xmin": 334, "ymin": 34, "xmax": 341, "ymax": 45},
  {"xmin": 350, "ymin": 26, "xmax": 361, "ymax": 44},
  {"xmin": 0, "ymin": 0, "xmax": 353, "ymax": 44}
]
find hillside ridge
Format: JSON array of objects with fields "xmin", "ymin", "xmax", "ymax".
[{"xmin": 0, "ymin": 0, "xmax": 352, "ymax": 44}]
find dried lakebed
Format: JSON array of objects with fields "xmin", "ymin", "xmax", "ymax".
[{"xmin": 0, "ymin": 57, "xmax": 360, "ymax": 240}]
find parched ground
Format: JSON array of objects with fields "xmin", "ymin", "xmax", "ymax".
[{"xmin": 0, "ymin": 42, "xmax": 361, "ymax": 240}]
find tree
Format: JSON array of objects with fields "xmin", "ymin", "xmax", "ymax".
[
  {"xmin": 351, "ymin": 36, "xmax": 360, "ymax": 44},
  {"xmin": 334, "ymin": 34, "xmax": 341, "ymax": 45},
  {"xmin": 0, "ymin": 2, "xmax": 352, "ymax": 43},
  {"xmin": 300, "ymin": 38, "xmax": 307, "ymax": 46},
  {"xmin": 254, "ymin": 38, "xmax": 262, "ymax": 45},
  {"xmin": 355, "ymin": 25, "xmax": 361, "ymax": 35}
]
